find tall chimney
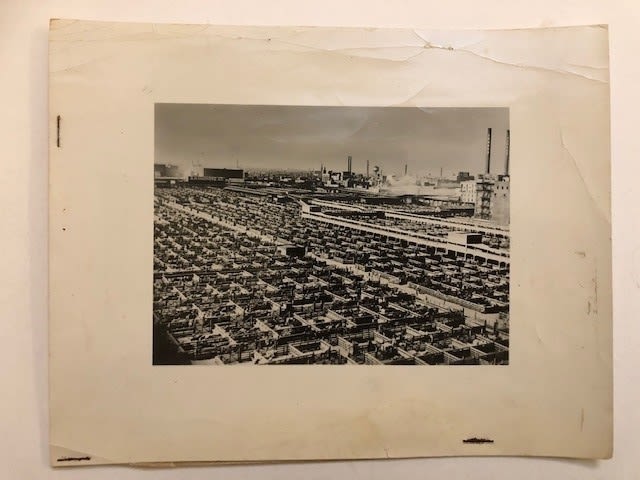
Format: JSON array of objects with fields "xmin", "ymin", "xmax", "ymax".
[
  {"xmin": 485, "ymin": 128, "xmax": 493, "ymax": 174},
  {"xmin": 404, "ymin": 164, "xmax": 408, "ymax": 176},
  {"xmin": 347, "ymin": 155, "xmax": 352, "ymax": 174},
  {"xmin": 505, "ymin": 129, "xmax": 510, "ymax": 175},
  {"xmin": 366, "ymin": 159, "xmax": 369, "ymax": 177}
]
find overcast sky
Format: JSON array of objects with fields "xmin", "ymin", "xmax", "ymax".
[{"xmin": 155, "ymin": 104, "xmax": 509, "ymax": 177}]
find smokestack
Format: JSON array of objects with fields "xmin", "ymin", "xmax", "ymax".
[
  {"xmin": 486, "ymin": 128, "xmax": 493, "ymax": 174},
  {"xmin": 404, "ymin": 164, "xmax": 408, "ymax": 176},
  {"xmin": 366, "ymin": 159, "xmax": 369, "ymax": 177},
  {"xmin": 505, "ymin": 129, "xmax": 510, "ymax": 175},
  {"xmin": 440, "ymin": 167, "xmax": 443, "ymax": 178},
  {"xmin": 347, "ymin": 155, "xmax": 352, "ymax": 175}
]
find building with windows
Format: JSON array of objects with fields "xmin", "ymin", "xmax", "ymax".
[
  {"xmin": 490, "ymin": 175, "xmax": 510, "ymax": 225},
  {"xmin": 460, "ymin": 180, "xmax": 477, "ymax": 204},
  {"xmin": 203, "ymin": 168, "xmax": 244, "ymax": 179},
  {"xmin": 474, "ymin": 175, "xmax": 495, "ymax": 219},
  {"xmin": 456, "ymin": 171, "xmax": 474, "ymax": 182}
]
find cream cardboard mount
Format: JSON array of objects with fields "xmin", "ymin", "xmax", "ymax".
[{"xmin": 49, "ymin": 19, "xmax": 612, "ymax": 466}]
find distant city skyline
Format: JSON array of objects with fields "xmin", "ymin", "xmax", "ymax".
[{"xmin": 155, "ymin": 104, "xmax": 509, "ymax": 177}]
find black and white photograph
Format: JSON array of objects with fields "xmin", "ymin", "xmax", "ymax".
[
  {"xmin": 153, "ymin": 104, "xmax": 511, "ymax": 365},
  {"xmin": 47, "ymin": 20, "xmax": 614, "ymax": 465}
]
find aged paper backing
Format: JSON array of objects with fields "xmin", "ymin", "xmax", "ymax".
[{"xmin": 49, "ymin": 20, "xmax": 612, "ymax": 465}]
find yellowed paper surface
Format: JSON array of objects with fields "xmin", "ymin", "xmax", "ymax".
[{"xmin": 49, "ymin": 20, "xmax": 612, "ymax": 465}]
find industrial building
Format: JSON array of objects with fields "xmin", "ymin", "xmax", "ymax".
[
  {"xmin": 460, "ymin": 180, "xmax": 477, "ymax": 204},
  {"xmin": 490, "ymin": 175, "xmax": 510, "ymax": 226},
  {"xmin": 203, "ymin": 168, "xmax": 245, "ymax": 179},
  {"xmin": 459, "ymin": 128, "xmax": 511, "ymax": 225}
]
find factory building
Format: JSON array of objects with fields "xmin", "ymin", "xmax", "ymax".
[
  {"xmin": 456, "ymin": 171, "xmax": 474, "ymax": 182},
  {"xmin": 186, "ymin": 167, "xmax": 246, "ymax": 186},
  {"xmin": 460, "ymin": 180, "xmax": 477, "ymax": 204},
  {"xmin": 187, "ymin": 176, "xmax": 226, "ymax": 186},
  {"xmin": 490, "ymin": 175, "xmax": 510, "ymax": 226},
  {"xmin": 471, "ymin": 128, "xmax": 511, "ymax": 225},
  {"xmin": 203, "ymin": 168, "xmax": 245, "ymax": 180},
  {"xmin": 474, "ymin": 175, "xmax": 494, "ymax": 219},
  {"xmin": 490, "ymin": 130, "xmax": 510, "ymax": 225}
]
